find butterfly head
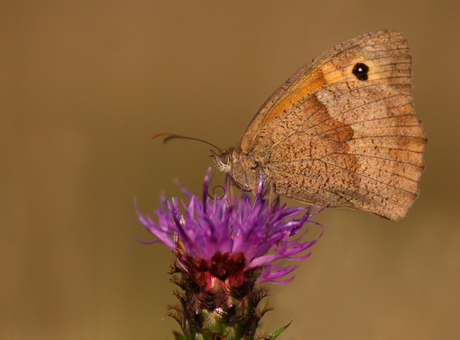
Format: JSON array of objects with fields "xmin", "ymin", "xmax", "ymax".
[
  {"xmin": 210, "ymin": 148, "xmax": 233, "ymax": 174},
  {"xmin": 211, "ymin": 148, "xmax": 263, "ymax": 194}
]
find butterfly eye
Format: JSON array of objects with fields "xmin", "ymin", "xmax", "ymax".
[{"xmin": 352, "ymin": 62, "xmax": 369, "ymax": 81}]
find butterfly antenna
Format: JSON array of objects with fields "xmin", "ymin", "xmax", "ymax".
[{"xmin": 153, "ymin": 133, "xmax": 221, "ymax": 152}]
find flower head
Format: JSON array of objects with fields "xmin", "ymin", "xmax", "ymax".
[{"xmin": 136, "ymin": 168, "xmax": 322, "ymax": 284}]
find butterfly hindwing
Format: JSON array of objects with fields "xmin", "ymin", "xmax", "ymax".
[{"xmin": 259, "ymin": 81, "xmax": 425, "ymax": 220}]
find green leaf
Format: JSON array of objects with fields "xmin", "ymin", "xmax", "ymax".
[{"xmin": 262, "ymin": 321, "xmax": 292, "ymax": 339}]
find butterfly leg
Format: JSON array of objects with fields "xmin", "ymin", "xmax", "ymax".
[{"xmin": 265, "ymin": 180, "xmax": 276, "ymax": 238}]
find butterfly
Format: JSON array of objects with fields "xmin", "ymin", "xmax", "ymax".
[{"xmin": 208, "ymin": 30, "xmax": 426, "ymax": 221}]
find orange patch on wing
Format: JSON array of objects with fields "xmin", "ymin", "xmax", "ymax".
[{"xmin": 260, "ymin": 67, "xmax": 328, "ymax": 126}]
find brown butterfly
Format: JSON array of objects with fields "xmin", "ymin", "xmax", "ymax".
[{"xmin": 160, "ymin": 30, "xmax": 427, "ymax": 221}]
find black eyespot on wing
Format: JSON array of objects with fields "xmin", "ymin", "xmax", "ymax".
[{"xmin": 352, "ymin": 63, "xmax": 369, "ymax": 81}]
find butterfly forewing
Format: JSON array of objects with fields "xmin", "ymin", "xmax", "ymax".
[{"xmin": 241, "ymin": 30, "xmax": 413, "ymax": 151}]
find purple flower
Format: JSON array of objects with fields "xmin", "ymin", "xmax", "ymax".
[{"xmin": 135, "ymin": 168, "xmax": 323, "ymax": 285}]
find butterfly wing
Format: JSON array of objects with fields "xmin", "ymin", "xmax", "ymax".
[
  {"xmin": 263, "ymin": 81, "xmax": 425, "ymax": 220},
  {"xmin": 239, "ymin": 30, "xmax": 426, "ymax": 220},
  {"xmin": 241, "ymin": 30, "xmax": 414, "ymax": 150}
]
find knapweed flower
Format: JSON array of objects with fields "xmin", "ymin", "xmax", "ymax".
[{"xmin": 135, "ymin": 169, "xmax": 323, "ymax": 340}]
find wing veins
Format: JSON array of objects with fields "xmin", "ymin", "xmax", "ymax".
[
  {"xmin": 313, "ymin": 115, "xmax": 419, "ymax": 137},
  {"xmin": 272, "ymin": 167, "xmax": 410, "ymax": 209},
  {"xmin": 313, "ymin": 123, "xmax": 423, "ymax": 140},
  {"xmin": 334, "ymin": 152, "xmax": 424, "ymax": 168},
  {"xmin": 352, "ymin": 135, "xmax": 427, "ymax": 141},
  {"xmin": 270, "ymin": 87, "xmax": 407, "ymax": 150},
  {"xmin": 299, "ymin": 91, "xmax": 404, "ymax": 133}
]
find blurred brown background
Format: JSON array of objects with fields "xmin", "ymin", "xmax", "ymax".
[{"xmin": 1, "ymin": 1, "xmax": 459, "ymax": 339}]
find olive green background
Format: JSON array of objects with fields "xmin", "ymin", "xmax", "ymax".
[{"xmin": 2, "ymin": 1, "xmax": 459, "ymax": 339}]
